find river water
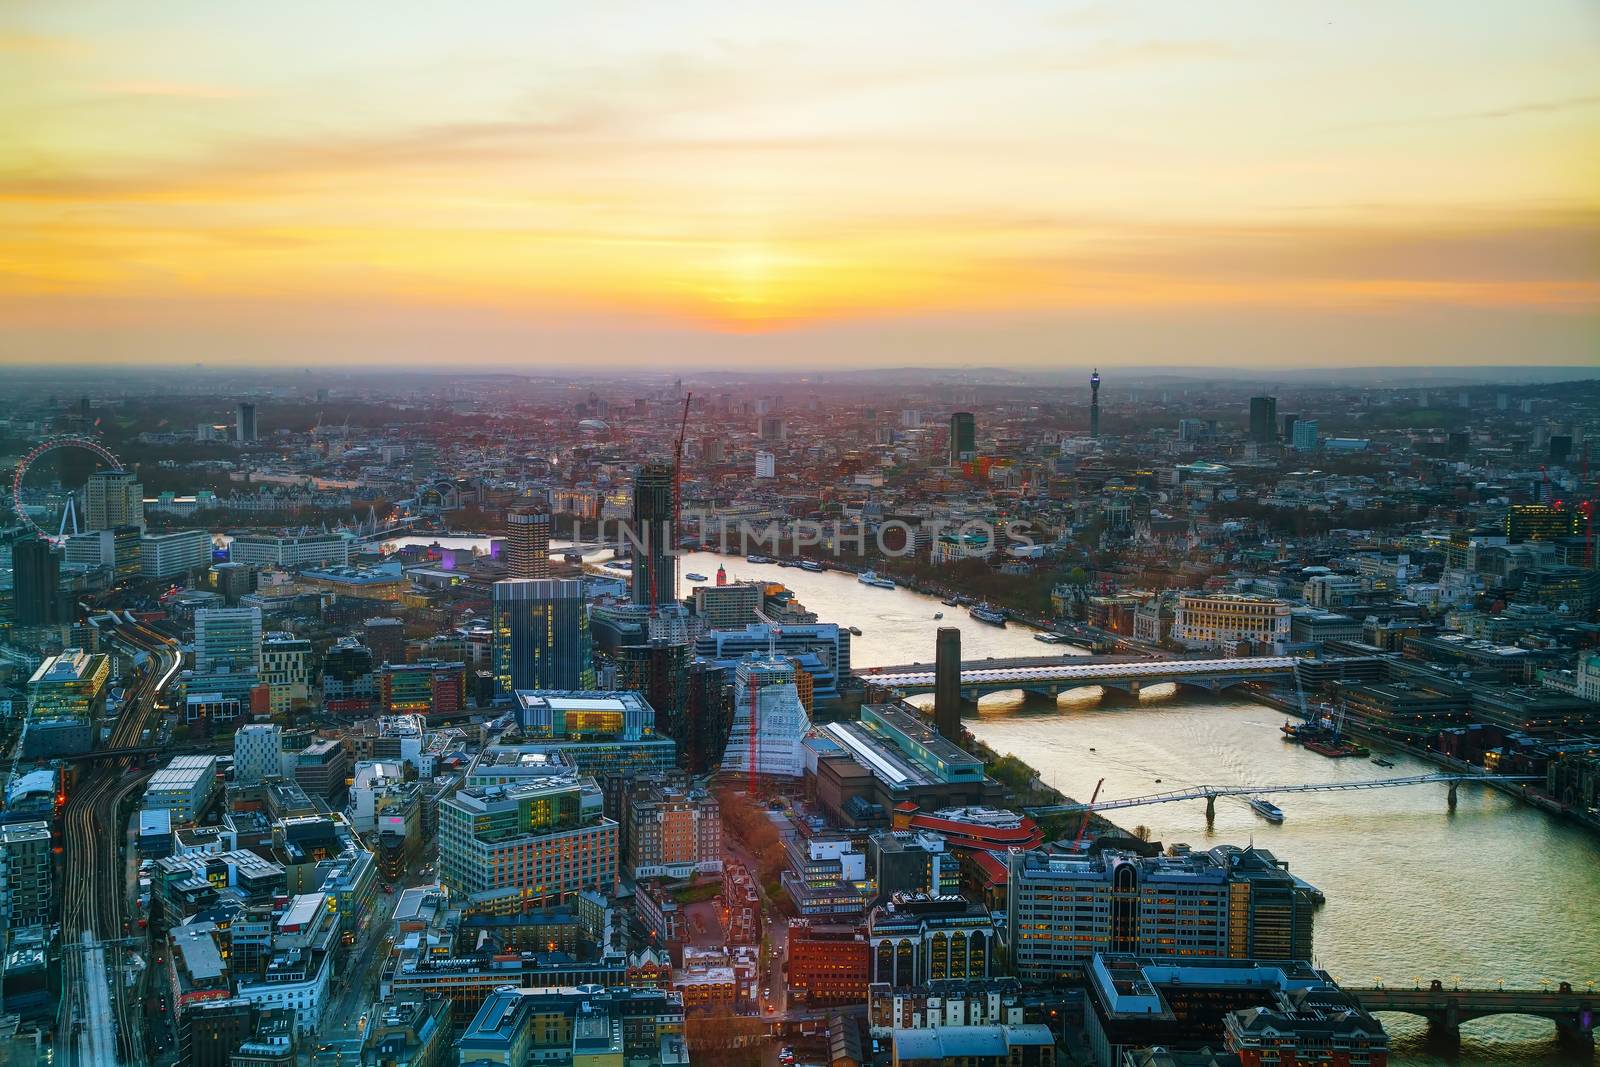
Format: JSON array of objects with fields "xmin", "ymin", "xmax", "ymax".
[{"xmin": 390, "ymin": 538, "xmax": 1600, "ymax": 1063}]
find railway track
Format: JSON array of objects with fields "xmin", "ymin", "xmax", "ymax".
[{"xmin": 58, "ymin": 620, "xmax": 178, "ymax": 1066}]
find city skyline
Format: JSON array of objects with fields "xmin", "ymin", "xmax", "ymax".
[{"xmin": 3, "ymin": 1, "xmax": 1598, "ymax": 369}]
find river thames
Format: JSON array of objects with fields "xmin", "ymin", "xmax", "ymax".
[{"xmin": 393, "ymin": 539, "xmax": 1600, "ymax": 1063}]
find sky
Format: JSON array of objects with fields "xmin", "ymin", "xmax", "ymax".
[{"xmin": 2, "ymin": 1, "xmax": 1598, "ymax": 370}]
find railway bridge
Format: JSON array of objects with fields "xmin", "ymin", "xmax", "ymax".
[
  {"xmin": 857, "ymin": 654, "xmax": 1299, "ymax": 700},
  {"xmin": 1349, "ymin": 983, "xmax": 1596, "ymax": 1045}
]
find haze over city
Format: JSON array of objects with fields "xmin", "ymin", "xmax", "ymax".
[
  {"xmin": 3, "ymin": 1, "xmax": 1598, "ymax": 368},
  {"xmin": 2, "ymin": 6, "xmax": 1600, "ymax": 1067}
]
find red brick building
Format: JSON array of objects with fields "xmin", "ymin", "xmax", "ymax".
[{"xmin": 788, "ymin": 921, "xmax": 871, "ymax": 1007}]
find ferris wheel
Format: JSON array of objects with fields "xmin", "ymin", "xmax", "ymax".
[{"xmin": 10, "ymin": 434, "xmax": 125, "ymax": 538}]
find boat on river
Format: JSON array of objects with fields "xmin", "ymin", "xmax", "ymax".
[
  {"xmin": 798, "ymin": 559, "xmax": 823, "ymax": 572},
  {"xmin": 858, "ymin": 571, "xmax": 896, "ymax": 589},
  {"xmin": 1034, "ymin": 632, "xmax": 1065, "ymax": 644},
  {"xmin": 684, "ymin": 572, "xmax": 708, "ymax": 582},
  {"xmin": 969, "ymin": 604, "xmax": 1007, "ymax": 626},
  {"xmin": 1248, "ymin": 797, "xmax": 1286, "ymax": 823}
]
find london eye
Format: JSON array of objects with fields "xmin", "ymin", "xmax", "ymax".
[{"xmin": 9, "ymin": 434, "xmax": 126, "ymax": 538}]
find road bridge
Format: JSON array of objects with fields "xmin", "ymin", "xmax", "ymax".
[
  {"xmin": 1349, "ymin": 983, "xmax": 1596, "ymax": 1045},
  {"xmin": 1026, "ymin": 773, "xmax": 1544, "ymax": 821},
  {"xmin": 858, "ymin": 654, "xmax": 1299, "ymax": 699}
]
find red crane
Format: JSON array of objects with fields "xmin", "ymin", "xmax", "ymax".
[{"xmin": 1072, "ymin": 777, "xmax": 1106, "ymax": 851}]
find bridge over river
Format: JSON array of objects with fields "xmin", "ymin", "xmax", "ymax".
[
  {"xmin": 1349, "ymin": 983, "xmax": 1597, "ymax": 1045},
  {"xmin": 857, "ymin": 653, "xmax": 1299, "ymax": 699},
  {"xmin": 1026, "ymin": 772, "xmax": 1544, "ymax": 821}
]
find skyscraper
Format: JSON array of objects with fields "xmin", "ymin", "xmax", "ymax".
[
  {"xmin": 491, "ymin": 578, "xmax": 593, "ymax": 697},
  {"xmin": 1249, "ymin": 396, "xmax": 1278, "ymax": 444},
  {"xmin": 84, "ymin": 469, "xmax": 143, "ymax": 531},
  {"xmin": 504, "ymin": 508, "xmax": 551, "ymax": 580},
  {"xmin": 948, "ymin": 412, "xmax": 976, "ymax": 466},
  {"xmin": 11, "ymin": 535, "xmax": 63, "ymax": 627},
  {"xmin": 236, "ymin": 402, "xmax": 257, "ymax": 443},
  {"xmin": 1089, "ymin": 370, "xmax": 1101, "ymax": 439},
  {"xmin": 630, "ymin": 461, "xmax": 676, "ymax": 607}
]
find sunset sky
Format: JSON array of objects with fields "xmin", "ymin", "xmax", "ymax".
[{"xmin": 2, "ymin": 1, "xmax": 1597, "ymax": 369}]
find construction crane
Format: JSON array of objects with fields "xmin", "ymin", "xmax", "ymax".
[{"xmin": 1072, "ymin": 777, "xmax": 1105, "ymax": 851}]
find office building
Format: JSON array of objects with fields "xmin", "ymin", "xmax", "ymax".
[
  {"xmin": 783, "ymin": 835, "xmax": 871, "ymax": 917},
  {"xmin": 694, "ymin": 621, "xmax": 851, "ymax": 703},
  {"xmin": 1085, "ymin": 955, "xmax": 1386, "ymax": 1067},
  {"xmin": 759, "ymin": 414, "xmax": 786, "ymax": 441},
  {"xmin": 261, "ymin": 632, "xmax": 310, "ymax": 714},
  {"xmin": 867, "ymin": 893, "xmax": 996, "ymax": 986},
  {"xmin": 1505, "ymin": 503, "xmax": 1582, "ymax": 544},
  {"xmin": 0, "ymin": 822, "xmax": 53, "ymax": 928},
  {"xmin": 505, "ymin": 508, "xmax": 551, "ymax": 580},
  {"xmin": 1171, "ymin": 594, "xmax": 1290, "ymax": 650},
  {"xmin": 142, "ymin": 529, "xmax": 214, "ymax": 580},
  {"xmin": 11, "ymin": 535, "xmax": 62, "ymax": 627},
  {"xmin": 178, "ymin": 996, "xmax": 258, "ymax": 1067},
  {"xmin": 211, "ymin": 561, "xmax": 254, "ymax": 605},
  {"xmin": 363, "ymin": 616, "xmax": 408, "ymax": 666},
  {"xmin": 630, "ymin": 461, "xmax": 677, "ymax": 607},
  {"xmin": 497, "ymin": 692, "xmax": 679, "ymax": 779},
  {"xmin": 379, "ymin": 661, "xmax": 466, "ymax": 722},
  {"xmin": 868, "ymin": 976, "xmax": 1027, "ymax": 1035},
  {"xmin": 24, "ymin": 648, "xmax": 108, "ymax": 755},
  {"xmin": 85, "ymin": 469, "xmax": 144, "ymax": 531},
  {"xmin": 867, "ymin": 830, "xmax": 962, "ymax": 903},
  {"xmin": 788, "ymin": 921, "xmax": 872, "ymax": 1007},
  {"xmin": 438, "ymin": 774, "xmax": 618, "ymax": 914},
  {"xmin": 491, "ymin": 578, "xmax": 593, "ymax": 698},
  {"xmin": 228, "ymin": 532, "xmax": 350, "ymax": 569},
  {"xmin": 292, "ymin": 738, "xmax": 351, "ymax": 800},
  {"xmin": 624, "ymin": 777, "xmax": 722, "ymax": 880},
  {"xmin": 145, "ymin": 755, "xmax": 220, "ymax": 824},
  {"xmin": 612, "ymin": 636, "xmax": 692, "ymax": 724},
  {"xmin": 891, "ymin": 1025, "xmax": 1057, "ymax": 1067},
  {"xmin": 455, "ymin": 986, "xmax": 686, "ymax": 1067},
  {"xmin": 755, "ymin": 450, "xmax": 776, "ymax": 478},
  {"xmin": 234, "ymin": 723, "xmax": 284, "ymax": 785},
  {"xmin": 321, "ymin": 638, "xmax": 377, "ymax": 714},
  {"xmin": 195, "ymin": 606, "xmax": 263, "ymax": 673},
  {"xmin": 361, "ymin": 996, "xmax": 450, "ymax": 1067},
  {"xmin": 721, "ymin": 655, "xmax": 812, "ymax": 779},
  {"xmin": 690, "ymin": 580, "xmax": 764, "ymax": 629},
  {"xmin": 234, "ymin": 893, "xmax": 337, "ymax": 1034},
  {"xmin": 1290, "ymin": 418, "xmax": 1319, "ymax": 452},
  {"xmin": 237, "ymin": 402, "xmax": 257, "ymax": 443},
  {"xmin": 1247, "ymin": 397, "xmax": 1277, "ymax": 444},
  {"xmin": 949, "ymin": 412, "xmax": 976, "ymax": 465},
  {"xmin": 1006, "ymin": 846, "xmax": 1318, "ymax": 982}
]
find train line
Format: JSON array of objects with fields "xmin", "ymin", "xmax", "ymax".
[{"xmin": 58, "ymin": 619, "xmax": 178, "ymax": 1066}]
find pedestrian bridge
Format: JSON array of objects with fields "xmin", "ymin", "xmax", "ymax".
[
  {"xmin": 1349, "ymin": 983, "xmax": 1596, "ymax": 1045},
  {"xmin": 1025, "ymin": 773, "xmax": 1543, "ymax": 820},
  {"xmin": 858, "ymin": 654, "xmax": 1298, "ymax": 699}
]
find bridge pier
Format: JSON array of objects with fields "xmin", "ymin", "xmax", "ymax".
[
  {"xmin": 1555, "ymin": 1015, "xmax": 1595, "ymax": 1047},
  {"xmin": 1204, "ymin": 795, "xmax": 1215, "ymax": 824},
  {"xmin": 1420, "ymin": 1005, "xmax": 1461, "ymax": 1043},
  {"xmin": 1447, "ymin": 780, "xmax": 1459, "ymax": 809}
]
